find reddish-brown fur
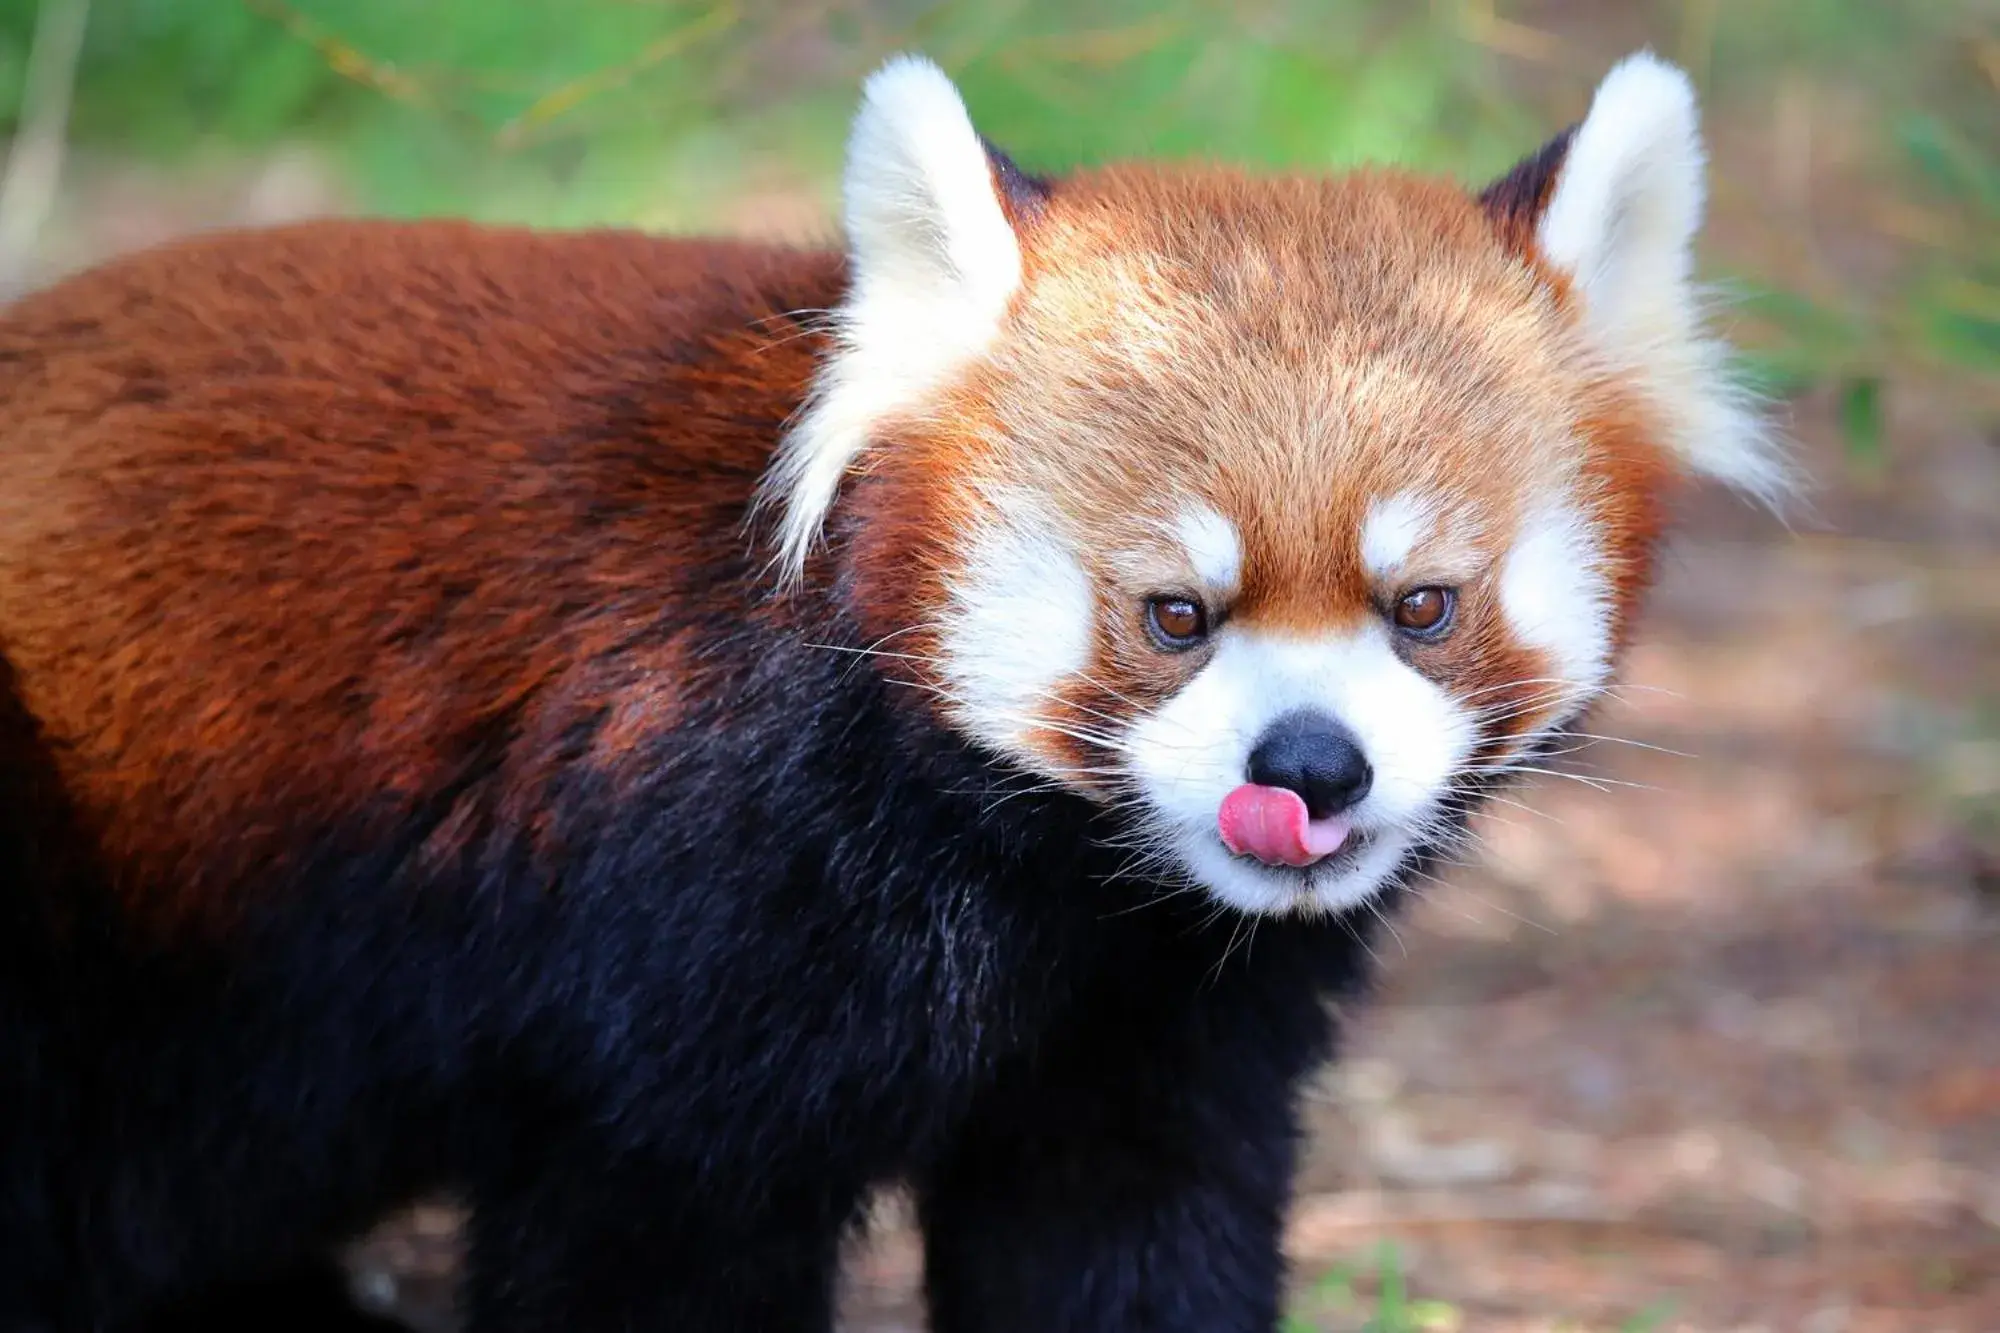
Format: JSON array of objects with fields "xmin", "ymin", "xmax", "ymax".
[{"xmin": 0, "ymin": 221, "xmax": 838, "ymax": 923}]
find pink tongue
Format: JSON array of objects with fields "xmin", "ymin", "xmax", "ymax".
[{"xmin": 1218, "ymin": 785, "xmax": 1353, "ymax": 868}]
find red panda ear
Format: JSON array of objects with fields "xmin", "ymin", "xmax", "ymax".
[
  {"xmin": 759, "ymin": 55, "xmax": 1034, "ymax": 586},
  {"xmin": 980, "ymin": 136, "xmax": 1053, "ymax": 231},
  {"xmin": 839, "ymin": 56, "xmax": 1027, "ymax": 309},
  {"xmin": 1478, "ymin": 124, "xmax": 1578, "ymax": 254},
  {"xmin": 1486, "ymin": 52, "xmax": 1792, "ymax": 507}
]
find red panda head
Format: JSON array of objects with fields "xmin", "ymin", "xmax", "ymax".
[{"xmin": 760, "ymin": 53, "xmax": 1791, "ymax": 917}]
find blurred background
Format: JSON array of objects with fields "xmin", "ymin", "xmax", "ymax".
[{"xmin": 1, "ymin": 0, "xmax": 1993, "ymax": 1329}]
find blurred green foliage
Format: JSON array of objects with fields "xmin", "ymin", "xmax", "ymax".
[
  {"xmin": 1727, "ymin": 98, "xmax": 2000, "ymax": 461},
  {"xmin": 1280, "ymin": 1241, "xmax": 1683, "ymax": 1331},
  {"xmin": 0, "ymin": 0, "xmax": 1995, "ymax": 454},
  {"xmin": 1284, "ymin": 1243, "xmax": 1462, "ymax": 1332},
  {"xmin": 0, "ymin": 1, "xmax": 1542, "ymax": 225}
]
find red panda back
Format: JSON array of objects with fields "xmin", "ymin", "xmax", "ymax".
[{"xmin": 0, "ymin": 220, "xmax": 841, "ymax": 910}]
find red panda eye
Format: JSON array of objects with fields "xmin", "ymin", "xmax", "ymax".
[
  {"xmin": 1144, "ymin": 596, "xmax": 1208, "ymax": 649},
  {"xmin": 1393, "ymin": 586, "xmax": 1456, "ymax": 637}
]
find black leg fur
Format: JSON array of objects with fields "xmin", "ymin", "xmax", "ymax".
[
  {"xmin": 918, "ymin": 920, "xmax": 1346, "ymax": 1333},
  {"xmin": 463, "ymin": 1136, "xmax": 855, "ymax": 1333},
  {"xmin": 116, "ymin": 1259, "xmax": 410, "ymax": 1333}
]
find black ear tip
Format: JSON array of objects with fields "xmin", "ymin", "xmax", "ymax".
[{"xmin": 1478, "ymin": 123, "xmax": 1578, "ymax": 241}]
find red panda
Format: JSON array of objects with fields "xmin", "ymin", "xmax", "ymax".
[{"xmin": 0, "ymin": 50, "xmax": 1784, "ymax": 1333}]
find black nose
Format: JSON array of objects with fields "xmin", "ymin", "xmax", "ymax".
[{"xmin": 1246, "ymin": 710, "xmax": 1373, "ymax": 820}]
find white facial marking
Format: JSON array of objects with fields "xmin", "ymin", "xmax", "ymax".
[
  {"xmin": 1539, "ymin": 51, "xmax": 1787, "ymax": 503},
  {"xmin": 1174, "ymin": 505, "xmax": 1243, "ymax": 594},
  {"xmin": 936, "ymin": 493, "xmax": 1092, "ymax": 768},
  {"xmin": 1360, "ymin": 491, "xmax": 1439, "ymax": 579},
  {"xmin": 1500, "ymin": 500, "xmax": 1614, "ymax": 721},
  {"xmin": 1127, "ymin": 625, "xmax": 1475, "ymax": 916},
  {"xmin": 761, "ymin": 55, "xmax": 1024, "ymax": 584}
]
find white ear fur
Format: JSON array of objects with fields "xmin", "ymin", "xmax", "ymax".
[
  {"xmin": 1539, "ymin": 51, "xmax": 1789, "ymax": 503},
  {"xmin": 761, "ymin": 55, "xmax": 1024, "ymax": 585}
]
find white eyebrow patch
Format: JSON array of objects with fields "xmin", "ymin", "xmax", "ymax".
[
  {"xmin": 1360, "ymin": 491, "xmax": 1440, "ymax": 578},
  {"xmin": 1175, "ymin": 504, "xmax": 1242, "ymax": 592}
]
